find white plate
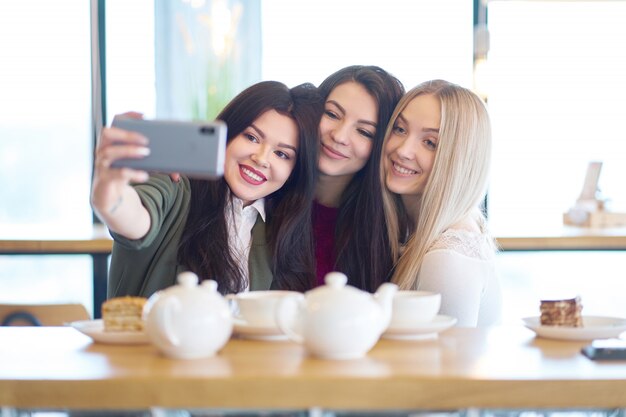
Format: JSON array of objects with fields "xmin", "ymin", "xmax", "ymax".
[
  {"xmin": 69, "ymin": 319, "xmax": 150, "ymax": 345},
  {"xmin": 522, "ymin": 316, "xmax": 626, "ymax": 341},
  {"xmin": 232, "ymin": 318, "xmax": 288, "ymax": 341},
  {"xmin": 382, "ymin": 315, "xmax": 457, "ymax": 341}
]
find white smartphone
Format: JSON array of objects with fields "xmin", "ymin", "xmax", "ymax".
[{"xmin": 110, "ymin": 116, "xmax": 227, "ymax": 179}]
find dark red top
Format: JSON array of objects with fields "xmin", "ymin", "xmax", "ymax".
[{"xmin": 312, "ymin": 200, "xmax": 339, "ymax": 287}]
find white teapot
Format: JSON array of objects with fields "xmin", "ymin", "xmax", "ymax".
[
  {"xmin": 144, "ymin": 271, "xmax": 232, "ymax": 359},
  {"xmin": 276, "ymin": 272, "xmax": 398, "ymax": 360}
]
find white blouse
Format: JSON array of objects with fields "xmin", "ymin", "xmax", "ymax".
[
  {"xmin": 224, "ymin": 196, "xmax": 265, "ymax": 290},
  {"xmin": 416, "ymin": 229, "xmax": 502, "ymax": 327}
]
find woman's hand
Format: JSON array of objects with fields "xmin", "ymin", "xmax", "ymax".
[{"xmin": 91, "ymin": 113, "xmax": 152, "ymax": 239}]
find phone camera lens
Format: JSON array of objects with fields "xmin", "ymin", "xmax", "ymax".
[{"xmin": 200, "ymin": 126, "xmax": 215, "ymax": 135}]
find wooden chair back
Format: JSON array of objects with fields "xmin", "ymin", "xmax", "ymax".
[{"xmin": 0, "ymin": 303, "xmax": 90, "ymax": 326}]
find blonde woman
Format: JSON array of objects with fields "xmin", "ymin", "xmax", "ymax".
[{"xmin": 380, "ymin": 80, "xmax": 502, "ymax": 327}]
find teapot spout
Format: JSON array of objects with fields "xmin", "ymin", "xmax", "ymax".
[{"xmin": 374, "ymin": 283, "xmax": 398, "ymax": 333}]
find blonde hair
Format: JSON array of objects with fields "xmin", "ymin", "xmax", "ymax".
[{"xmin": 380, "ymin": 80, "xmax": 493, "ymax": 290}]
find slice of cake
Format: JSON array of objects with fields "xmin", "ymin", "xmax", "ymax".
[
  {"xmin": 102, "ymin": 296, "xmax": 147, "ymax": 332},
  {"xmin": 540, "ymin": 296, "xmax": 583, "ymax": 327}
]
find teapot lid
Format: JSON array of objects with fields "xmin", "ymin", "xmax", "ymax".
[
  {"xmin": 324, "ymin": 271, "xmax": 348, "ymax": 288},
  {"xmin": 307, "ymin": 271, "xmax": 366, "ymax": 299},
  {"xmin": 177, "ymin": 271, "xmax": 198, "ymax": 287},
  {"xmin": 174, "ymin": 271, "xmax": 218, "ymax": 293},
  {"xmin": 145, "ymin": 271, "xmax": 224, "ymax": 315},
  {"xmin": 301, "ymin": 272, "xmax": 383, "ymax": 325}
]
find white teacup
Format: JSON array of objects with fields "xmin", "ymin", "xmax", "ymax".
[
  {"xmin": 389, "ymin": 290, "xmax": 441, "ymax": 329},
  {"xmin": 228, "ymin": 290, "xmax": 303, "ymax": 328}
]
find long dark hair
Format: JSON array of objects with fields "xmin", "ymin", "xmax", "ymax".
[
  {"xmin": 318, "ymin": 66, "xmax": 405, "ymax": 292},
  {"xmin": 178, "ymin": 81, "xmax": 321, "ymax": 294}
]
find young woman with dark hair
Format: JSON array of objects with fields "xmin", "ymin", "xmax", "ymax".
[
  {"xmin": 91, "ymin": 81, "xmax": 321, "ymax": 297},
  {"xmin": 284, "ymin": 65, "xmax": 405, "ymax": 292}
]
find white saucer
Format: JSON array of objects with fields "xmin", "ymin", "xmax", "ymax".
[
  {"xmin": 522, "ymin": 316, "xmax": 626, "ymax": 341},
  {"xmin": 382, "ymin": 315, "xmax": 457, "ymax": 341},
  {"xmin": 232, "ymin": 317, "xmax": 289, "ymax": 341},
  {"xmin": 69, "ymin": 319, "xmax": 150, "ymax": 345}
]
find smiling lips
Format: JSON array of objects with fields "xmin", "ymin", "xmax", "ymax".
[
  {"xmin": 321, "ymin": 143, "xmax": 348, "ymax": 160},
  {"xmin": 391, "ymin": 161, "xmax": 418, "ymax": 176},
  {"xmin": 239, "ymin": 164, "xmax": 267, "ymax": 185}
]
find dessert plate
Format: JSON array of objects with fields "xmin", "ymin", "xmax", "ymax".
[
  {"xmin": 382, "ymin": 315, "xmax": 457, "ymax": 341},
  {"xmin": 232, "ymin": 317, "xmax": 289, "ymax": 341},
  {"xmin": 522, "ymin": 316, "xmax": 626, "ymax": 341},
  {"xmin": 69, "ymin": 319, "xmax": 150, "ymax": 345}
]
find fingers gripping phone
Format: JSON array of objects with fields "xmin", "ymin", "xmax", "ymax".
[{"xmin": 110, "ymin": 116, "xmax": 227, "ymax": 179}]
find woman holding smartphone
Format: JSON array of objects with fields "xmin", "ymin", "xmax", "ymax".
[
  {"xmin": 91, "ymin": 81, "xmax": 321, "ymax": 296},
  {"xmin": 380, "ymin": 80, "xmax": 502, "ymax": 326}
]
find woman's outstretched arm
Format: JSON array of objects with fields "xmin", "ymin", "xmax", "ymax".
[{"xmin": 91, "ymin": 119, "xmax": 152, "ymax": 240}]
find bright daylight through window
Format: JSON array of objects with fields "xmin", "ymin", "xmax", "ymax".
[
  {"xmin": 487, "ymin": 1, "xmax": 626, "ymax": 235},
  {"xmin": 3, "ymin": 0, "xmax": 625, "ymax": 325},
  {"xmin": 488, "ymin": 1, "xmax": 626, "ymax": 323}
]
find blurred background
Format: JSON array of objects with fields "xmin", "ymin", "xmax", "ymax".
[{"xmin": 1, "ymin": 0, "xmax": 625, "ymax": 321}]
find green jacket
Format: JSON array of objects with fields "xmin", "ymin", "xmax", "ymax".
[{"xmin": 107, "ymin": 174, "xmax": 273, "ymax": 298}]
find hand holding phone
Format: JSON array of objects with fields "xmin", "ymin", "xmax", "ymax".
[{"xmin": 110, "ymin": 117, "xmax": 227, "ymax": 179}]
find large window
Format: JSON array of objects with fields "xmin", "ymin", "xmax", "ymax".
[
  {"xmin": 486, "ymin": 1, "xmax": 626, "ymax": 324},
  {"xmin": 261, "ymin": 0, "xmax": 473, "ymax": 89},
  {"xmin": 0, "ymin": 0, "xmax": 155, "ymax": 316},
  {"xmin": 12, "ymin": 1, "xmax": 623, "ymax": 325},
  {"xmin": 0, "ymin": 0, "xmax": 472, "ymax": 317},
  {"xmin": 0, "ymin": 1, "xmax": 93, "ymax": 236},
  {"xmin": 487, "ymin": 1, "xmax": 626, "ymax": 235},
  {"xmin": 0, "ymin": 1, "xmax": 94, "ymax": 313},
  {"xmin": 105, "ymin": 0, "xmax": 156, "ymax": 123}
]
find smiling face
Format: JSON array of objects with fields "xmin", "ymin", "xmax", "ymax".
[
  {"xmin": 384, "ymin": 93, "xmax": 441, "ymax": 200},
  {"xmin": 318, "ymin": 81, "xmax": 378, "ymax": 179},
  {"xmin": 224, "ymin": 109, "xmax": 298, "ymax": 206}
]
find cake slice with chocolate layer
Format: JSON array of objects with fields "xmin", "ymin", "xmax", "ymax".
[
  {"xmin": 540, "ymin": 296, "xmax": 583, "ymax": 327},
  {"xmin": 102, "ymin": 296, "xmax": 147, "ymax": 332}
]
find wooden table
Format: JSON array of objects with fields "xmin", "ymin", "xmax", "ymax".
[
  {"xmin": 1, "ymin": 326, "xmax": 625, "ymax": 412},
  {"xmin": 496, "ymin": 226, "xmax": 626, "ymax": 251},
  {"xmin": 0, "ymin": 225, "xmax": 113, "ymax": 318}
]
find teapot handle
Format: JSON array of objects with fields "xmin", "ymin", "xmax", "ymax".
[
  {"xmin": 275, "ymin": 296, "xmax": 304, "ymax": 343},
  {"xmin": 155, "ymin": 296, "xmax": 181, "ymax": 346}
]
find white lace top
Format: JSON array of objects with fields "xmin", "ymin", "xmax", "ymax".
[{"xmin": 415, "ymin": 229, "xmax": 502, "ymax": 327}]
